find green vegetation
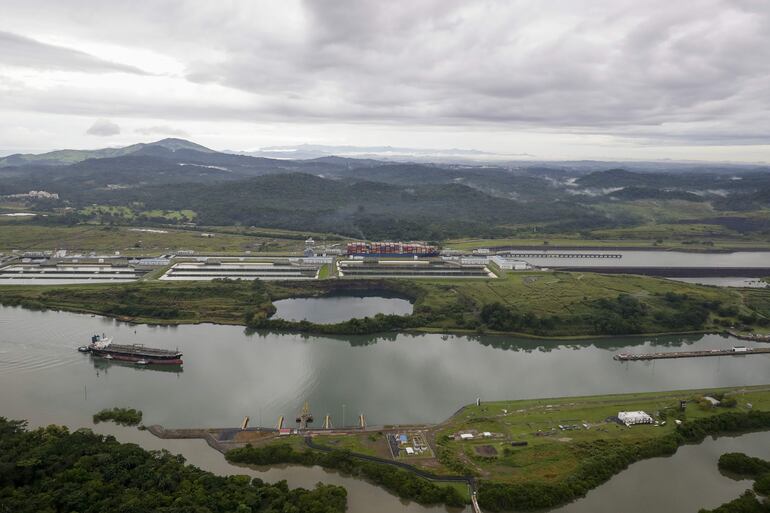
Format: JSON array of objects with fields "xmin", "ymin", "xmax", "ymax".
[
  {"xmin": 92, "ymin": 407, "xmax": 143, "ymax": 426},
  {"xmin": 0, "ymin": 417, "xmax": 347, "ymax": 513},
  {"xmin": 219, "ymin": 387, "xmax": 770, "ymax": 511},
  {"xmin": 1, "ymin": 271, "xmax": 768, "ymax": 337},
  {"xmin": 699, "ymin": 491, "xmax": 770, "ymax": 513},
  {"xmin": 0, "ymin": 221, "xmax": 311, "ymax": 254},
  {"xmin": 697, "ymin": 453, "xmax": 770, "ymax": 512},
  {"xmin": 0, "ymin": 280, "xmax": 275, "ymax": 324},
  {"xmin": 226, "ymin": 443, "xmax": 467, "ymax": 508},
  {"xmin": 447, "ymin": 388, "xmax": 770, "ymax": 511}
]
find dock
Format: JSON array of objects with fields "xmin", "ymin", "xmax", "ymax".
[{"xmin": 614, "ymin": 347, "xmax": 770, "ymax": 361}]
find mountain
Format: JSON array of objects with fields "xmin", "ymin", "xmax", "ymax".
[{"xmin": 0, "ymin": 138, "xmax": 215, "ymax": 167}]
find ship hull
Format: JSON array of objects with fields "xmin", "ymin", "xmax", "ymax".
[{"xmin": 90, "ymin": 349, "xmax": 183, "ymax": 365}]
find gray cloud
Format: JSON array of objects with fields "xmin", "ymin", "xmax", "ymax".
[
  {"xmin": 0, "ymin": 31, "xmax": 149, "ymax": 75},
  {"xmin": 135, "ymin": 125, "xmax": 190, "ymax": 137},
  {"xmin": 86, "ymin": 119, "xmax": 121, "ymax": 136},
  {"xmin": 0, "ymin": 0, "xmax": 769, "ymax": 152}
]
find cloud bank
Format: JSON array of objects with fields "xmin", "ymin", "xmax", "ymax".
[{"xmin": 0, "ymin": 0, "xmax": 768, "ymax": 159}]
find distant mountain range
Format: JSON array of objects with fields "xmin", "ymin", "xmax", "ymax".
[
  {"xmin": 227, "ymin": 143, "xmax": 531, "ymax": 162},
  {"xmin": 0, "ymin": 138, "xmax": 215, "ymax": 167},
  {"xmin": 2, "ymin": 137, "xmax": 769, "ymax": 239}
]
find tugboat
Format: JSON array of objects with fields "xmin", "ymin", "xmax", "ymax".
[{"xmin": 78, "ymin": 334, "xmax": 183, "ymax": 365}]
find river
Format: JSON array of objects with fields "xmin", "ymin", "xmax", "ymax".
[{"xmin": 1, "ymin": 304, "xmax": 769, "ymax": 512}]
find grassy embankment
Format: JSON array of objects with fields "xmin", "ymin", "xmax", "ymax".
[
  {"xmin": 447, "ymin": 205, "xmax": 770, "ymax": 251},
  {"xmin": 0, "ymin": 220, "xmax": 337, "ymax": 255},
  {"xmin": 0, "ymin": 271, "xmax": 768, "ymax": 337},
  {"xmin": 231, "ymin": 386, "xmax": 770, "ymax": 511},
  {"xmin": 227, "ymin": 385, "xmax": 770, "ymax": 511}
]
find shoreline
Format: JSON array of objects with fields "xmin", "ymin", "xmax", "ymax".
[
  {"xmin": 145, "ymin": 385, "xmax": 770, "ymax": 511},
  {"xmin": 2, "ymin": 301, "xmax": 764, "ymax": 342}
]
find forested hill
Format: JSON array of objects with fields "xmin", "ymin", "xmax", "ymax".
[
  {"xmin": 4, "ymin": 138, "xmax": 770, "ymax": 240},
  {"xmin": 83, "ymin": 173, "xmax": 596, "ymax": 239}
]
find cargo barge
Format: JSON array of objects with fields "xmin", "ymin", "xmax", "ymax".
[
  {"xmin": 347, "ymin": 242, "xmax": 439, "ymax": 257},
  {"xmin": 613, "ymin": 346, "xmax": 770, "ymax": 361},
  {"xmin": 78, "ymin": 334, "xmax": 183, "ymax": 365}
]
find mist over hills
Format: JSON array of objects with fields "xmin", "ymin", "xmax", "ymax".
[{"xmin": 2, "ymin": 138, "xmax": 769, "ymax": 239}]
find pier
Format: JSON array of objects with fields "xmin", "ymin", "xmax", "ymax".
[{"xmin": 614, "ymin": 347, "xmax": 770, "ymax": 361}]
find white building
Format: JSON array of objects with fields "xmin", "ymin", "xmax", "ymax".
[
  {"xmin": 460, "ymin": 257, "xmax": 489, "ymax": 266},
  {"xmin": 490, "ymin": 256, "xmax": 529, "ymax": 270},
  {"xmin": 617, "ymin": 411, "xmax": 654, "ymax": 426}
]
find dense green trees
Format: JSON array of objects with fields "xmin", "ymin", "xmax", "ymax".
[
  {"xmin": 698, "ymin": 453, "xmax": 770, "ymax": 512},
  {"xmin": 92, "ymin": 407, "xmax": 143, "ymax": 426},
  {"xmin": 0, "ymin": 418, "xmax": 346, "ymax": 513},
  {"xmin": 698, "ymin": 491, "xmax": 770, "ymax": 513},
  {"xmin": 226, "ymin": 443, "xmax": 466, "ymax": 508}
]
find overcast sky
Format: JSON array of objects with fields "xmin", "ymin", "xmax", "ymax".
[{"xmin": 1, "ymin": 0, "xmax": 769, "ymax": 161}]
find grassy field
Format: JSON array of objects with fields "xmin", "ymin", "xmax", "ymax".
[
  {"xmin": 446, "ymin": 234, "xmax": 770, "ymax": 251},
  {"xmin": 433, "ymin": 385, "xmax": 770, "ymax": 484},
  {"xmin": 0, "ymin": 271, "xmax": 767, "ymax": 337},
  {"xmin": 302, "ymin": 386, "xmax": 770, "ymax": 484},
  {"xmin": 0, "ymin": 280, "xmax": 273, "ymax": 324},
  {"xmin": 238, "ymin": 385, "xmax": 770, "ymax": 510},
  {"xmin": 0, "ymin": 223, "xmax": 310, "ymax": 254},
  {"xmin": 446, "ymin": 206, "xmax": 770, "ymax": 251}
]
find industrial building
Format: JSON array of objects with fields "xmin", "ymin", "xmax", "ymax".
[
  {"xmin": 490, "ymin": 256, "xmax": 530, "ymax": 270},
  {"xmin": 0, "ymin": 263, "xmax": 142, "ymax": 284},
  {"xmin": 337, "ymin": 258, "xmax": 495, "ymax": 278},
  {"xmin": 160, "ymin": 260, "xmax": 323, "ymax": 281},
  {"xmin": 617, "ymin": 411, "xmax": 654, "ymax": 426}
]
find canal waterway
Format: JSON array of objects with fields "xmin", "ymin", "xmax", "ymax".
[
  {"xmin": 1, "ymin": 305, "xmax": 769, "ymax": 512},
  {"xmin": 272, "ymin": 295, "xmax": 413, "ymax": 323},
  {"xmin": 508, "ymin": 249, "xmax": 770, "ymax": 268}
]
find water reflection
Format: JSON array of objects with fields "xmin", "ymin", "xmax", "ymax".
[{"xmin": 90, "ymin": 355, "xmax": 184, "ymax": 375}]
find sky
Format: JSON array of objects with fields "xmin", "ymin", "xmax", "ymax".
[{"xmin": 1, "ymin": 0, "xmax": 769, "ymax": 162}]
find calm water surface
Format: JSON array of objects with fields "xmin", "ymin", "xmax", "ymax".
[
  {"xmin": 272, "ymin": 295, "xmax": 413, "ymax": 323},
  {"xmin": 1, "ymin": 305, "xmax": 769, "ymax": 513},
  {"xmin": 511, "ymin": 250, "xmax": 770, "ymax": 268}
]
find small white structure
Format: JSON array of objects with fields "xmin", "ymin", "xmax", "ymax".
[
  {"xmin": 473, "ymin": 248, "xmax": 491, "ymax": 255},
  {"xmin": 405, "ymin": 447, "xmax": 415, "ymax": 455},
  {"xmin": 460, "ymin": 257, "xmax": 489, "ymax": 266},
  {"xmin": 703, "ymin": 396, "xmax": 721, "ymax": 406},
  {"xmin": 732, "ymin": 346, "xmax": 748, "ymax": 352},
  {"xmin": 618, "ymin": 411, "xmax": 654, "ymax": 426},
  {"xmin": 459, "ymin": 433, "xmax": 474, "ymax": 440},
  {"xmin": 481, "ymin": 432, "xmax": 492, "ymax": 438},
  {"xmin": 490, "ymin": 256, "xmax": 529, "ymax": 270}
]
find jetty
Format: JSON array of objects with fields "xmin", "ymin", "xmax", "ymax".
[{"xmin": 614, "ymin": 347, "xmax": 770, "ymax": 361}]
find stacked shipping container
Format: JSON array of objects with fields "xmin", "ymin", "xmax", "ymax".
[{"xmin": 346, "ymin": 242, "xmax": 439, "ymax": 257}]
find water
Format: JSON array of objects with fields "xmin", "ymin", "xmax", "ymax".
[
  {"xmin": 272, "ymin": 295, "xmax": 413, "ymax": 323},
  {"xmin": 669, "ymin": 277, "xmax": 769, "ymax": 288},
  {"xmin": 551, "ymin": 431, "xmax": 770, "ymax": 513},
  {"xmin": 508, "ymin": 250, "xmax": 770, "ymax": 268},
  {"xmin": 1, "ymin": 305, "xmax": 769, "ymax": 512}
]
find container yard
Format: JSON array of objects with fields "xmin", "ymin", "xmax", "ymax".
[
  {"xmin": 347, "ymin": 241, "xmax": 439, "ymax": 257},
  {"xmin": 337, "ymin": 258, "xmax": 495, "ymax": 278},
  {"xmin": 160, "ymin": 260, "xmax": 323, "ymax": 281}
]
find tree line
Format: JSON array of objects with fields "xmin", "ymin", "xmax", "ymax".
[{"xmin": 0, "ymin": 418, "xmax": 346, "ymax": 513}]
